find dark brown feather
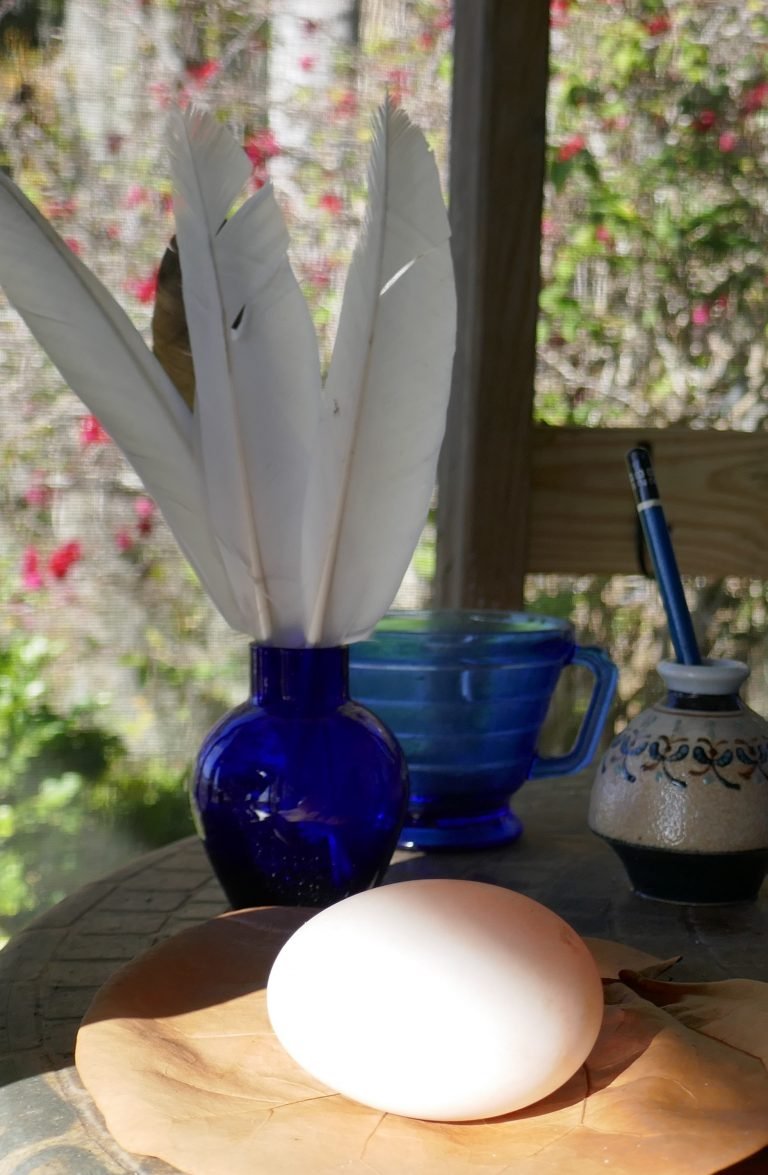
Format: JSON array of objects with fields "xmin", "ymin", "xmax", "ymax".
[{"xmin": 152, "ymin": 236, "xmax": 195, "ymax": 411}]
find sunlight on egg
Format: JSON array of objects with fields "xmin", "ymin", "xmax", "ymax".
[{"xmin": 266, "ymin": 879, "xmax": 604, "ymax": 1122}]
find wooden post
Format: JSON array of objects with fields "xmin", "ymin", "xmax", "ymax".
[{"xmin": 435, "ymin": 0, "xmax": 550, "ymax": 609}]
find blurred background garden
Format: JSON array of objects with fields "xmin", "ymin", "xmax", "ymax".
[{"xmin": 2, "ymin": 0, "xmax": 768, "ymax": 941}]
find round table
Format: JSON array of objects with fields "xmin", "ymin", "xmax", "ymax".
[{"xmin": 1, "ymin": 771, "xmax": 766, "ymax": 1172}]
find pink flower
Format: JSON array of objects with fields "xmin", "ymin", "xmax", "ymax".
[
  {"xmin": 595, "ymin": 225, "xmax": 614, "ymax": 248},
  {"xmin": 135, "ymin": 496, "xmax": 156, "ymax": 536},
  {"xmin": 115, "ymin": 528, "xmax": 135, "ymax": 553},
  {"xmin": 385, "ymin": 69, "xmax": 409, "ymax": 105},
  {"xmin": 48, "ymin": 540, "xmax": 82, "ymax": 580},
  {"xmin": 123, "ymin": 183, "xmax": 150, "ymax": 209},
  {"xmin": 24, "ymin": 479, "xmax": 52, "ymax": 509},
  {"xmin": 333, "ymin": 89, "xmax": 358, "ymax": 119},
  {"xmin": 718, "ymin": 132, "xmax": 737, "ymax": 153},
  {"xmin": 299, "ymin": 55, "xmax": 316, "ymax": 72},
  {"xmin": 148, "ymin": 80, "xmax": 173, "ymax": 109},
  {"xmin": 691, "ymin": 303, "xmax": 711, "ymax": 326},
  {"xmin": 318, "ymin": 192, "xmax": 343, "ymax": 216},
  {"xmin": 186, "ymin": 59, "xmax": 220, "ymax": 85},
  {"xmin": 127, "ymin": 271, "xmax": 159, "ymax": 304},
  {"xmin": 63, "ymin": 237, "xmax": 82, "ymax": 256},
  {"xmin": 541, "ymin": 216, "xmax": 556, "ymax": 238},
  {"xmin": 693, "ymin": 109, "xmax": 717, "ymax": 132},
  {"xmin": 304, "ymin": 261, "xmax": 332, "ymax": 290},
  {"xmin": 80, "ymin": 415, "xmax": 110, "ymax": 446},
  {"xmin": 418, "ymin": 30, "xmax": 436, "ymax": 50},
  {"xmin": 557, "ymin": 134, "xmax": 586, "ymax": 162},
  {"xmin": 21, "ymin": 546, "xmax": 44, "ymax": 591},
  {"xmin": 106, "ymin": 223, "xmax": 121, "ymax": 241}
]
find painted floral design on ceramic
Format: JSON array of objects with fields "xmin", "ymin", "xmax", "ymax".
[{"xmin": 600, "ymin": 728, "xmax": 768, "ymax": 790}]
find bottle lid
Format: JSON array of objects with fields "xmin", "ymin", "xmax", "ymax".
[{"xmin": 657, "ymin": 658, "xmax": 749, "ymax": 696}]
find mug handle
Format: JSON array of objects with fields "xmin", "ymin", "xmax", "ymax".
[{"xmin": 528, "ymin": 646, "xmax": 618, "ymax": 779}]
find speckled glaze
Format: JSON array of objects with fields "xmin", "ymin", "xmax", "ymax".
[{"xmin": 589, "ymin": 659, "xmax": 768, "ymax": 902}]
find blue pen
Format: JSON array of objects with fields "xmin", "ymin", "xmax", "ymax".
[{"xmin": 626, "ymin": 448, "xmax": 701, "ymax": 665}]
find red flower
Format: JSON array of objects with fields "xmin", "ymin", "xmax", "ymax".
[
  {"xmin": 595, "ymin": 225, "xmax": 614, "ymax": 248},
  {"xmin": 127, "ymin": 271, "xmax": 159, "ymax": 304},
  {"xmin": 186, "ymin": 59, "xmax": 220, "ymax": 85},
  {"xmin": 21, "ymin": 546, "xmax": 44, "ymax": 591},
  {"xmin": 299, "ymin": 55, "xmax": 316, "ymax": 72},
  {"xmin": 718, "ymin": 132, "xmax": 737, "ymax": 153},
  {"xmin": 557, "ymin": 134, "xmax": 586, "ymax": 162},
  {"xmin": 645, "ymin": 14, "xmax": 671, "ymax": 35},
  {"xmin": 550, "ymin": 0, "xmax": 570, "ymax": 28},
  {"xmin": 244, "ymin": 128, "xmax": 281, "ymax": 169},
  {"xmin": 45, "ymin": 197, "xmax": 77, "ymax": 220},
  {"xmin": 63, "ymin": 237, "xmax": 82, "ymax": 256},
  {"xmin": 80, "ymin": 415, "xmax": 110, "ymax": 446},
  {"xmin": 418, "ymin": 30, "xmax": 436, "ymax": 50},
  {"xmin": 741, "ymin": 81, "xmax": 768, "ymax": 115},
  {"xmin": 318, "ymin": 191, "xmax": 343, "ymax": 216},
  {"xmin": 48, "ymin": 540, "xmax": 82, "ymax": 580},
  {"xmin": 693, "ymin": 109, "xmax": 716, "ymax": 132},
  {"xmin": 433, "ymin": 9, "xmax": 452, "ymax": 31}
]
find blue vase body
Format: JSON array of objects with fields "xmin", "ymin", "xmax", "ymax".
[{"xmin": 191, "ymin": 645, "xmax": 409, "ymax": 909}]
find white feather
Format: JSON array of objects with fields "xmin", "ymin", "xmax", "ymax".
[
  {"xmin": 0, "ymin": 168, "xmax": 248, "ymax": 632},
  {"xmin": 169, "ymin": 108, "xmax": 321, "ymax": 645},
  {"xmin": 302, "ymin": 102, "xmax": 457, "ymax": 645}
]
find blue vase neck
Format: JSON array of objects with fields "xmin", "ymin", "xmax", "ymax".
[{"xmin": 250, "ymin": 645, "xmax": 349, "ymax": 711}]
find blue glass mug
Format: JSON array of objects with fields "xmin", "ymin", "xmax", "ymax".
[{"xmin": 349, "ymin": 611, "xmax": 618, "ymax": 850}]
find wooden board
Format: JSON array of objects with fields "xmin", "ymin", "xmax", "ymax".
[
  {"xmin": 435, "ymin": 0, "xmax": 551, "ymax": 610},
  {"xmin": 529, "ymin": 426, "xmax": 768, "ymax": 578}
]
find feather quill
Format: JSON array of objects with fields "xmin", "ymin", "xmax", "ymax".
[
  {"xmin": 302, "ymin": 101, "xmax": 456, "ymax": 645},
  {"xmin": 168, "ymin": 108, "xmax": 322, "ymax": 645},
  {"xmin": 0, "ymin": 168, "xmax": 248, "ymax": 632}
]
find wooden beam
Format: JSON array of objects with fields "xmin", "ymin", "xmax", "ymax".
[
  {"xmin": 434, "ymin": 0, "xmax": 550, "ymax": 610},
  {"xmin": 529, "ymin": 426, "xmax": 768, "ymax": 577}
]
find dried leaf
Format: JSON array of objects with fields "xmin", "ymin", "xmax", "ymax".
[
  {"xmin": 75, "ymin": 910, "xmax": 768, "ymax": 1175},
  {"xmin": 152, "ymin": 235, "xmax": 195, "ymax": 410}
]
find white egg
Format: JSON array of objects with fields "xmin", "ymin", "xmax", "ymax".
[{"xmin": 266, "ymin": 878, "xmax": 604, "ymax": 1122}]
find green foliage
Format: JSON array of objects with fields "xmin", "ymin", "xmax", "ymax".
[
  {"xmin": 540, "ymin": 0, "xmax": 768, "ymax": 429},
  {"xmin": 0, "ymin": 629, "xmax": 125, "ymax": 936}
]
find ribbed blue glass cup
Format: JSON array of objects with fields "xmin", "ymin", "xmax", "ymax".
[
  {"xmin": 191, "ymin": 645, "xmax": 409, "ymax": 909},
  {"xmin": 349, "ymin": 611, "xmax": 617, "ymax": 850}
]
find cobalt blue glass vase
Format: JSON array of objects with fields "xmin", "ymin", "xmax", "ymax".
[{"xmin": 191, "ymin": 644, "xmax": 409, "ymax": 910}]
